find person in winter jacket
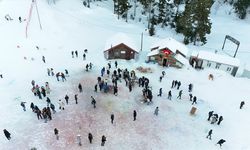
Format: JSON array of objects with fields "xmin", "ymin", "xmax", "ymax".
[
  {"xmin": 88, "ymin": 133, "xmax": 93, "ymax": 144},
  {"xmin": 75, "ymin": 51, "xmax": 78, "ymax": 57},
  {"xmin": 54, "ymin": 128, "xmax": 59, "ymax": 140},
  {"xmin": 115, "ymin": 61, "xmax": 118, "ymax": 68},
  {"xmin": 3, "ymin": 129, "xmax": 11, "ymax": 140},
  {"xmin": 111, "ymin": 114, "xmax": 114, "ymax": 124},
  {"xmin": 217, "ymin": 116, "xmax": 223, "ymax": 125},
  {"xmin": 65, "ymin": 95, "xmax": 69, "ymax": 105},
  {"xmin": 101, "ymin": 135, "xmax": 106, "ymax": 146},
  {"xmin": 71, "ymin": 51, "xmax": 74, "ymax": 58},
  {"xmin": 58, "ymin": 100, "xmax": 65, "ymax": 110},
  {"xmin": 74, "ymin": 94, "xmax": 78, "ymax": 104},
  {"xmin": 42, "ymin": 56, "xmax": 46, "ymax": 63},
  {"xmin": 78, "ymin": 83, "xmax": 82, "ymax": 92},
  {"xmin": 217, "ymin": 139, "xmax": 226, "ymax": 148},
  {"xmin": 133, "ymin": 110, "xmax": 137, "ymax": 121},
  {"xmin": 77, "ymin": 134, "xmax": 82, "ymax": 146},
  {"xmin": 94, "ymin": 84, "xmax": 97, "ymax": 92},
  {"xmin": 177, "ymin": 81, "xmax": 181, "ymax": 90},
  {"xmin": 240, "ymin": 101, "xmax": 245, "ymax": 109},
  {"xmin": 168, "ymin": 90, "xmax": 172, "ymax": 100},
  {"xmin": 30, "ymin": 102, "xmax": 35, "ymax": 111},
  {"xmin": 41, "ymin": 86, "xmax": 46, "ymax": 97},
  {"xmin": 206, "ymin": 129, "xmax": 212, "ymax": 140},
  {"xmin": 157, "ymin": 88, "xmax": 162, "ymax": 97},
  {"xmin": 154, "ymin": 107, "xmax": 159, "ymax": 116},
  {"xmin": 208, "ymin": 111, "xmax": 214, "ymax": 121},
  {"xmin": 91, "ymin": 96, "xmax": 96, "ymax": 108},
  {"xmin": 192, "ymin": 96, "xmax": 197, "ymax": 105},
  {"xmin": 21, "ymin": 102, "xmax": 26, "ymax": 111},
  {"xmin": 177, "ymin": 90, "xmax": 182, "ymax": 99},
  {"xmin": 61, "ymin": 73, "xmax": 66, "ymax": 82},
  {"xmin": 50, "ymin": 103, "xmax": 56, "ymax": 114}
]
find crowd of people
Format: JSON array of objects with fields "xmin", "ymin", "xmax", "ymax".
[{"xmin": 2, "ymin": 46, "xmax": 248, "ymax": 149}]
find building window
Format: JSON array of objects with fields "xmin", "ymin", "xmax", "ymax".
[
  {"xmin": 215, "ymin": 63, "xmax": 221, "ymax": 69},
  {"xmin": 227, "ymin": 67, "xmax": 231, "ymax": 72},
  {"xmin": 121, "ymin": 51, "xmax": 126, "ymax": 54},
  {"xmin": 207, "ymin": 62, "xmax": 211, "ymax": 67}
]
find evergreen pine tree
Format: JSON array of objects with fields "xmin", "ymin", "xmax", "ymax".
[
  {"xmin": 158, "ymin": 0, "xmax": 166, "ymax": 25},
  {"xmin": 192, "ymin": 0, "xmax": 213, "ymax": 45},
  {"xmin": 117, "ymin": 0, "xmax": 132, "ymax": 22},
  {"xmin": 234, "ymin": 0, "xmax": 250, "ymax": 19},
  {"xmin": 176, "ymin": 0, "xmax": 213, "ymax": 45}
]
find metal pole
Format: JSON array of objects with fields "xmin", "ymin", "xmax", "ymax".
[
  {"xmin": 222, "ymin": 36, "xmax": 227, "ymax": 50},
  {"xmin": 34, "ymin": 0, "xmax": 42, "ymax": 30},
  {"xmin": 234, "ymin": 44, "xmax": 240, "ymax": 58},
  {"xmin": 140, "ymin": 32, "xmax": 143, "ymax": 51}
]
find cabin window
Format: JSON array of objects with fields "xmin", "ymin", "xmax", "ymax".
[
  {"xmin": 207, "ymin": 62, "xmax": 211, "ymax": 67},
  {"xmin": 131, "ymin": 51, "xmax": 133, "ymax": 54},
  {"xmin": 227, "ymin": 67, "xmax": 231, "ymax": 72},
  {"xmin": 215, "ymin": 63, "xmax": 221, "ymax": 69},
  {"xmin": 121, "ymin": 51, "xmax": 126, "ymax": 54}
]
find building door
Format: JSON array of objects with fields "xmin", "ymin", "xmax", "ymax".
[{"xmin": 163, "ymin": 59, "xmax": 167, "ymax": 67}]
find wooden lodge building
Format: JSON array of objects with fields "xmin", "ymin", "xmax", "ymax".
[
  {"xmin": 147, "ymin": 38, "xmax": 188, "ymax": 68},
  {"xmin": 104, "ymin": 33, "xmax": 139, "ymax": 60}
]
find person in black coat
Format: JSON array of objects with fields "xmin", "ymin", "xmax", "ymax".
[
  {"xmin": 217, "ymin": 139, "xmax": 226, "ymax": 147},
  {"xmin": 101, "ymin": 135, "xmax": 106, "ymax": 146},
  {"xmin": 207, "ymin": 111, "xmax": 214, "ymax": 121},
  {"xmin": 88, "ymin": 133, "xmax": 93, "ymax": 144},
  {"xmin": 133, "ymin": 110, "xmax": 137, "ymax": 121},
  {"xmin": 78, "ymin": 83, "xmax": 82, "ymax": 92},
  {"xmin": 111, "ymin": 114, "xmax": 114, "ymax": 124},
  {"xmin": 94, "ymin": 84, "xmax": 98, "ymax": 92},
  {"xmin": 30, "ymin": 102, "xmax": 35, "ymax": 111},
  {"xmin": 240, "ymin": 101, "xmax": 245, "ymax": 109},
  {"xmin": 74, "ymin": 94, "xmax": 78, "ymax": 104},
  {"xmin": 3, "ymin": 129, "xmax": 11, "ymax": 140},
  {"xmin": 91, "ymin": 96, "xmax": 96, "ymax": 108},
  {"xmin": 206, "ymin": 129, "xmax": 212, "ymax": 140},
  {"xmin": 168, "ymin": 90, "xmax": 172, "ymax": 100},
  {"xmin": 75, "ymin": 51, "xmax": 78, "ymax": 57},
  {"xmin": 65, "ymin": 95, "xmax": 69, "ymax": 105},
  {"xmin": 157, "ymin": 88, "xmax": 162, "ymax": 97},
  {"xmin": 192, "ymin": 96, "xmax": 197, "ymax": 105},
  {"xmin": 54, "ymin": 128, "xmax": 59, "ymax": 140},
  {"xmin": 217, "ymin": 116, "xmax": 223, "ymax": 125}
]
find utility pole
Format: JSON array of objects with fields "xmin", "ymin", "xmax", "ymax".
[
  {"xmin": 140, "ymin": 32, "xmax": 143, "ymax": 51},
  {"xmin": 34, "ymin": 0, "xmax": 42, "ymax": 30}
]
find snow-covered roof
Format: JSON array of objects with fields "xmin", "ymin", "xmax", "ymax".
[
  {"xmin": 151, "ymin": 37, "xmax": 188, "ymax": 56},
  {"xmin": 193, "ymin": 51, "xmax": 240, "ymax": 67},
  {"xmin": 104, "ymin": 33, "xmax": 139, "ymax": 52},
  {"xmin": 175, "ymin": 54, "xmax": 188, "ymax": 65},
  {"xmin": 147, "ymin": 49, "xmax": 160, "ymax": 57}
]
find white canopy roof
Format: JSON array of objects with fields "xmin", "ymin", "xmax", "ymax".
[
  {"xmin": 147, "ymin": 49, "xmax": 160, "ymax": 57},
  {"xmin": 151, "ymin": 37, "xmax": 188, "ymax": 56},
  {"xmin": 175, "ymin": 54, "xmax": 188, "ymax": 65},
  {"xmin": 193, "ymin": 51, "xmax": 240, "ymax": 67},
  {"xmin": 104, "ymin": 33, "xmax": 139, "ymax": 52}
]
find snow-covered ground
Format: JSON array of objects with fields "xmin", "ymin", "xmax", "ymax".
[{"xmin": 0, "ymin": 0, "xmax": 250, "ymax": 149}]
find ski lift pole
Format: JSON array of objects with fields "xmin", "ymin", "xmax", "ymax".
[{"xmin": 34, "ymin": 0, "xmax": 42, "ymax": 30}]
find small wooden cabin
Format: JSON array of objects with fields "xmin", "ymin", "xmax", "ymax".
[{"xmin": 104, "ymin": 33, "xmax": 139, "ymax": 60}]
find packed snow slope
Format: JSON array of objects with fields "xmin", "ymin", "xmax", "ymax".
[{"xmin": 0, "ymin": 0, "xmax": 250, "ymax": 150}]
